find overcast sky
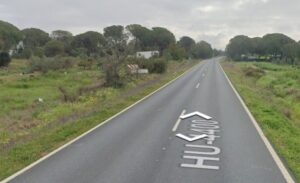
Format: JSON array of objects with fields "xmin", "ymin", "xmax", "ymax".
[{"xmin": 0, "ymin": 0, "xmax": 299, "ymax": 49}]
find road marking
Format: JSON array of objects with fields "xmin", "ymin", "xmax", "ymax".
[
  {"xmin": 184, "ymin": 144, "xmax": 221, "ymax": 155},
  {"xmin": 190, "ymin": 120, "xmax": 220, "ymax": 145},
  {"xmin": 179, "ymin": 119, "xmax": 221, "ymax": 170},
  {"xmin": 0, "ymin": 62, "xmax": 204, "ymax": 183},
  {"xmin": 219, "ymin": 63, "xmax": 295, "ymax": 183},
  {"xmin": 196, "ymin": 83, "xmax": 200, "ymax": 89},
  {"xmin": 180, "ymin": 111, "xmax": 212, "ymax": 120},
  {"xmin": 176, "ymin": 134, "xmax": 208, "ymax": 142},
  {"xmin": 172, "ymin": 110, "xmax": 186, "ymax": 132},
  {"xmin": 181, "ymin": 156, "xmax": 220, "ymax": 170}
]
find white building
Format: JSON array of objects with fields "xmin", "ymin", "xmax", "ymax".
[{"xmin": 136, "ymin": 51, "xmax": 159, "ymax": 59}]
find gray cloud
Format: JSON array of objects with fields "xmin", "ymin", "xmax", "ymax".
[{"xmin": 0, "ymin": 0, "xmax": 299, "ymax": 49}]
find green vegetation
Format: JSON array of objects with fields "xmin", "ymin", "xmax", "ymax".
[
  {"xmin": 0, "ymin": 58, "xmax": 199, "ymax": 180},
  {"xmin": 44, "ymin": 40, "xmax": 65, "ymax": 57},
  {"xmin": 222, "ymin": 61, "xmax": 300, "ymax": 181},
  {"xmin": 27, "ymin": 56, "xmax": 75, "ymax": 73},
  {"xmin": 0, "ymin": 52, "xmax": 11, "ymax": 67},
  {"xmin": 0, "ymin": 20, "xmax": 22, "ymax": 51},
  {"xmin": 191, "ymin": 41, "xmax": 213, "ymax": 59},
  {"xmin": 133, "ymin": 58, "xmax": 167, "ymax": 74},
  {"xmin": 21, "ymin": 28, "xmax": 50, "ymax": 49},
  {"xmin": 71, "ymin": 31, "xmax": 106, "ymax": 57},
  {"xmin": 178, "ymin": 36, "xmax": 196, "ymax": 57},
  {"xmin": 0, "ymin": 20, "xmax": 218, "ymax": 66},
  {"xmin": 226, "ymin": 33, "xmax": 300, "ymax": 64}
]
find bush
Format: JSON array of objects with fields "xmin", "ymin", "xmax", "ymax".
[
  {"xmin": 243, "ymin": 66, "xmax": 265, "ymax": 78},
  {"xmin": 78, "ymin": 58, "xmax": 94, "ymax": 70},
  {"xmin": 13, "ymin": 48, "xmax": 32, "ymax": 59},
  {"xmin": 164, "ymin": 44, "xmax": 186, "ymax": 61},
  {"xmin": 138, "ymin": 58, "xmax": 167, "ymax": 74},
  {"xmin": 20, "ymin": 48, "xmax": 32, "ymax": 59},
  {"xmin": 58, "ymin": 86, "xmax": 77, "ymax": 102},
  {"xmin": 0, "ymin": 52, "xmax": 11, "ymax": 67},
  {"xmin": 27, "ymin": 56, "xmax": 74, "ymax": 73},
  {"xmin": 33, "ymin": 47, "xmax": 44, "ymax": 57}
]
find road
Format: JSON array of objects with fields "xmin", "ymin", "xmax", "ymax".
[{"xmin": 5, "ymin": 58, "xmax": 293, "ymax": 183}]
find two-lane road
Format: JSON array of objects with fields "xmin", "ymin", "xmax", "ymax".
[{"xmin": 4, "ymin": 58, "xmax": 294, "ymax": 183}]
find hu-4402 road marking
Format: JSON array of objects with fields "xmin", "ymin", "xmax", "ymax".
[{"xmin": 178, "ymin": 117, "xmax": 221, "ymax": 170}]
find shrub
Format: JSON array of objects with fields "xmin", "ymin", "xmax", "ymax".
[
  {"xmin": 58, "ymin": 86, "xmax": 77, "ymax": 102},
  {"xmin": 164, "ymin": 44, "xmax": 186, "ymax": 61},
  {"xmin": 0, "ymin": 52, "xmax": 11, "ymax": 67},
  {"xmin": 20, "ymin": 48, "xmax": 32, "ymax": 59},
  {"xmin": 27, "ymin": 56, "xmax": 74, "ymax": 73},
  {"xmin": 33, "ymin": 47, "xmax": 44, "ymax": 57},
  {"xmin": 138, "ymin": 58, "xmax": 167, "ymax": 74},
  {"xmin": 243, "ymin": 66, "xmax": 265, "ymax": 78},
  {"xmin": 78, "ymin": 58, "xmax": 94, "ymax": 70}
]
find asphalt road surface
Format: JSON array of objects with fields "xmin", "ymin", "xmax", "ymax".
[{"xmin": 5, "ymin": 58, "xmax": 293, "ymax": 183}]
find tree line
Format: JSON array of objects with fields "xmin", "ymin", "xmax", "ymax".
[
  {"xmin": 0, "ymin": 20, "xmax": 217, "ymax": 67},
  {"xmin": 226, "ymin": 33, "xmax": 300, "ymax": 65}
]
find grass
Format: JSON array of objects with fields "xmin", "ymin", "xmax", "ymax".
[
  {"xmin": 222, "ymin": 61, "xmax": 300, "ymax": 181},
  {"xmin": 0, "ymin": 58, "xmax": 199, "ymax": 180}
]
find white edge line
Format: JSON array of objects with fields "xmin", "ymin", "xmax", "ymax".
[
  {"xmin": 219, "ymin": 63, "xmax": 295, "ymax": 183},
  {"xmin": 196, "ymin": 83, "xmax": 200, "ymax": 89},
  {"xmin": 172, "ymin": 110, "xmax": 186, "ymax": 132},
  {"xmin": 0, "ymin": 62, "xmax": 202, "ymax": 183}
]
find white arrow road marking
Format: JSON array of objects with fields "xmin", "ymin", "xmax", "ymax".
[
  {"xmin": 176, "ymin": 134, "xmax": 208, "ymax": 142},
  {"xmin": 180, "ymin": 111, "xmax": 212, "ymax": 120}
]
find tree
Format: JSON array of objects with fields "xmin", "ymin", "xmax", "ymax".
[
  {"xmin": 225, "ymin": 35, "xmax": 253, "ymax": 60},
  {"xmin": 51, "ymin": 30, "xmax": 73, "ymax": 55},
  {"xmin": 102, "ymin": 36, "xmax": 129, "ymax": 88},
  {"xmin": 104, "ymin": 25, "xmax": 127, "ymax": 43},
  {"xmin": 281, "ymin": 43, "xmax": 300, "ymax": 64},
  {"xmin": 225, "ymin": 33, "xmax": 299, "ymax": 63},
  {"xmin": 213, "ymin": 49, "xmax": 224, "ymax": 56},
  {"xmin": 44, "ymin": 40, "xmax": 64, "ymax": 57},
  {"xmin": 191, "ymin": 41, "xmax": 213, "ymax": 59},
  {"xmin": 0, "ymin": 20, "xmax": 22, "ymax": 51},
  {"xmin": 178, "ymin": 36, "xmax": 196, "ymax": 57},
  {"xmin": 0, "ymin": 52, "xmax": 11, "ymax": 67},
  {"xmin": 151, "ymin": 27, "xmax": 176, "ymax": 56},
  {"xmin": 22, "ymin": 28, "xmax": 50, "ymax": 49},
  {"xmin": 51, "ymin": 30, "xmax": 73, "ymax": 41},
  {"xmin": 251, "ymin": 37, "xmax": 265, "ymax": 55},
  {"xmin": 126, "ymin": 24, "xmax": 153, "ymax": 51},
  {"xmin": 262, "ymin": 33, "xmax": 295, "ymax": 57},
  {"xmin": 164, "ymin": 44, "xmax": 186, "ymax": 61},
  {"xmin": 0, "ymin": 38, "xmax": 4, "ymax": 50},
  {"xmin": 72, "ymin": 31, "xmax": 106, "ymax": 56}
]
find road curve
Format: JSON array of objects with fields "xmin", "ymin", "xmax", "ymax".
[{"xmin": 4, "ymin": 58, "xmax": 293, "ymax": 183}]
